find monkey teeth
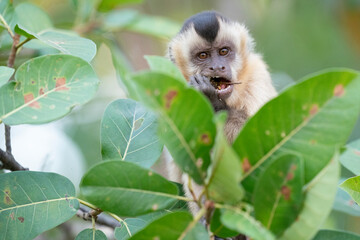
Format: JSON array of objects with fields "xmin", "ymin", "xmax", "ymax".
[{"xmin": 210, "ymin": 77, "xmax": 231, "ymax": 90}]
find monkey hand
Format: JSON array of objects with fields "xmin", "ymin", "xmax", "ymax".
[{"xmin": 189, "ymin": 74, "xmax": 227, "ymax": 112}]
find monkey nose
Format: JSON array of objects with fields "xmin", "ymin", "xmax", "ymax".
[{"xmin": 209, "ymin": 65, "xmax": 226, "ymax": 71}]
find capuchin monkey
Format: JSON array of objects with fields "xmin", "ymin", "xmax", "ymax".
[{"xmin": 163, "ymin": 10, "xmax": 276, "ymax": 239}]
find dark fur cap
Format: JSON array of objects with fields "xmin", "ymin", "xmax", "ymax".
[{"xmin": 180, "ymin": 11, "xmax": 229, "ymax": 43}]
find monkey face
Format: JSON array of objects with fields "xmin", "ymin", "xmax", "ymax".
[
  {"xmin": 168, "ymin": 11, "xmax": 254, "ymax": 101},
  {"xmin": 190, "ymin": 42, "xmax": 236, "ymax": 99}
]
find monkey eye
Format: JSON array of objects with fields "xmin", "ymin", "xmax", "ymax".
[
  {"xmin": 198, "ymin": 52, "xmax": 208, "ymax": 60},
  {"xmin": 219, "ymin": 47, "xmax": 229, "ymax": 56}
]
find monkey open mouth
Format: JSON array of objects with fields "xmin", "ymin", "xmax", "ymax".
[{"xmin": 209, "ymin": 76, "xmax": 235, "ymax": 98}]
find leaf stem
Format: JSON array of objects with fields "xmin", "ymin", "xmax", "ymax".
[
  {"xmin": 0, "ymin": 14, "xmax": 14, "ymax": 38},
  {"xmin": 78, "ymin": 199, "xmax": 99, "ymax": 210},
  {"xmin": 16, "ymin": 38, "xmax": 31, "ymax": 51}
]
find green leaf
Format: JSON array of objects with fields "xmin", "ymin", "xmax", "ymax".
[
  {"xmin": 206, "ymin": 113, "xmax": 244, "ymax": 204},
  {"xmin": 124, "ymin": 14, "xmax": 181, "ymax": 39},
  {"xmin": 128, "ymin": 211, "xmax": 208, "ymax": 240},
  {"xmin": 145, "ymin": 56, "xmax": 186, "ymax": 83},
  {"xmin": 253, "ymin": 154, "xmax": 304, "ymax": 236},
  {"xmin": 333, "ymin": 186, "xmax": 360, "ymax": 216},
  {"xmin": 340, "ymin": 138, "xmax": 360, "ymax": 175},
  {"xmin": 234, "ymin": 69, "xmax": 360, "ymax": 196},
  {"xmin": 313, "ymin": 230, "xmax": 360, "ymax": 240},
  {"xmin": 0, "ymin": 171, "xmax": 79, "ymax": 240},
  {"xmin": 80, "ymin": 161, "xmax": 179, "ymax": 217},
  {"xmin": 340, "ymin": 176, "xmax": 360, "ymax": 205},
  {"xmin": 131, "ymin": 72, "xmax": 216, "ymax": 184},
  {"xmin": 0, "ymin": 54, "xmax": 99, "ymax": 125},
  {"xmin": 0, "ymin": 0, "xmax": 15, "ymax": 31},
  {"xmin": 16, "ymin": 27, "xmax": 97, "ymax": 62},
  {"xmin": 0, "ymin": 66, "xmax": 14, "ymax": 87},
  {"xmin": 221, "ymin": 210, "xmax": 275, "ymax": 240},
  {"xmin": 210, "ymin": 208, "xmax": 239, "ymax": 238},
  {"xmin": 14, "ymin": 3, "xmax": 53, "ymax": 34},
  {"xmin": 279, "ymin": 157, "xmax": 340, "ymax": 240},
  {"xmin": 101, "ymin": 99, "xmax": 163, "ymax": 168},
  {"xmin": 114, "ymin": 211, "xmax": 166, "ymax": 240},
  {"xmin": 106, "ymin": 41, "xmax": 135, "ymax": 97},
  {"xmin": 75, "ymin": 229, "xmax": 107, "ymax": 240},
  {"xmin": 103, "ymin": 9, "xmax": 139, "ymax": 30},
  {"xmin": 98, "ymin": 0, "xmax": 143, "ymax": 11}
]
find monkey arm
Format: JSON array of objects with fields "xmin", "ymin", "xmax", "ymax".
[{"xmin": 189, "ymin": 74, "xmax": 228, "ymax": 112}]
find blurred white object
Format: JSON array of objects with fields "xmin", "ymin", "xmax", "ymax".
[{"xmin": 0, "ymin": 123, "xmax": 85, "ymax": 190}]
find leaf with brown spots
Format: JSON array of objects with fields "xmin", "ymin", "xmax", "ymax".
[
  {"xmin": 253, "ymin": 154, "xmax": 304, "ymax": 236},
  {"xmin": 131, "ymin": 72, "xmax": 216, "ymax": 184},
  {"xmin": 233, "ymin": 70, "xmax": 360, "ymax": 198},
  {"xmin": 0, "ymin": 54, "xmax": 99, "ymax": 125},
  {"xmin": 281, "ymin": 156, "xmax": 339, "ymax": 240},
  {"xmin": 0, "ymin": 171, "xmax": 79, "ymax": 239}
]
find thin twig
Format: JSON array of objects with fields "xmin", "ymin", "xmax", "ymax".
[{"xmin": 0, "ymin": 14, "xmax": 14, "ymax": 38}]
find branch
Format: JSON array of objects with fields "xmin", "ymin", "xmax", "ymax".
[
  {"xmin": 0, "ymin": 33, "xmax": 28, "ymax": 171},
  {"xmin": 77, "ymin": 206, "xmax": 121, "ymax": 229},
  {"xmin": 0, "ymin": 148, "xmax": 28, "ymax": 171}
]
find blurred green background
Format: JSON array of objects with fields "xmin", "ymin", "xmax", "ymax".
[{"xmin": 2, "ymin": 0, "xmax": 360, "ymax": 238}]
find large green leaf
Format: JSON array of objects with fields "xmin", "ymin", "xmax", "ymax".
[
  {"xmin": 340, "ymin": 138, "xmax": 360, "ymax": 175},
  {"xmin": 0, "ymin": 66, "xmax": 14, "ymax": 87},
  {"xmin": 114, "ymin": 211, "xmax": 166, "ymax": 240},
  {"xmin": 14, "ymin": 3, "xmax": 52, "ymax": 33},
  {"xmin": 206, "ymin": 113, "xmax": 244, "ymax": 204},
  {"xmin": 221, "ymin": 210, "xmax": 275, "ymax": 240},
  {"xmin": 101, "ymin": 99, "xmax": 163, "ymax": 168},
  {"xmin": 128, "ymin": 211, "xmax": 208, "ymax": 240},
  {"xmin": 279, "ymin": 157, "xmax": 339, "ymax": 240},
  {"xmin": 80, "ymin": 161, "xmax": 179, "ymax": 217},
  {"xmin": 131, "ymin": 72, "xmax": 216, "ymax": 184},
  {"xmin": 15, "ymin": 27, "xmax": 96, "ymax": 62},
  {"xmin": 75, "ymin": 229, "xmax": 107, "ymax": 240},
  {"xmin": 313, "ymin": 230, "xmax": 360, "ymax": 240},
  {"xmin": 233, "ymin": 69, "xmax": 360, "ymax": 196},
  {"xmin": 145, "ymin": 56, "xmax": 186, "ymax": 83},
  {"xmin": 253, "ymin": 154, "xmax": 304, "ymax": 236},
  {"xmin": 0, "ymin": 54, "xmax": 99, "ymax": 125},
  {"xmin": 0, "ymin": 171, "xmax": 79, "ymax": 240}
]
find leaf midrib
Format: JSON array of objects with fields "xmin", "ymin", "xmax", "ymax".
[{"xmin": 0, "ymin": 197, "xmax": 77, "ymax": 213}]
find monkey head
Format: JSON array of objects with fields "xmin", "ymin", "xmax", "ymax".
[{"xmin": 168, "ymin": 11, "xmax": 255, "ymax": 104}]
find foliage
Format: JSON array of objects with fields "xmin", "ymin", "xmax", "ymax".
[{"xmin": 1, "ymin": 0, "xmax": 360, "ymax": 239}]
